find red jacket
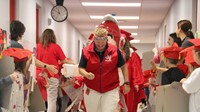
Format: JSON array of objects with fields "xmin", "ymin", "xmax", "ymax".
[
  {"xmin": 83, "ymin": 42, "xmax": 119, "ymax": 93},
  {"xmin": 129, "ymin": 52, "xmax": 144, "ymax": 86}
]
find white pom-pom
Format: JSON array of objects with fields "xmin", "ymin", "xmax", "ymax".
[{"xmin": 103, "ymin": 14, "xmax": 118, "ymax": 25}]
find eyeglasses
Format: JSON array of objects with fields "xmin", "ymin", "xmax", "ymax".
[{"xmin": 94, "ymin": 36, "xmax": 107, "ymax": 41}]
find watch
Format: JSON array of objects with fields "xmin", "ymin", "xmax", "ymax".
[
  {"xmin": 51, "ymin": 5, "xmax": 68, "ymax": 22},
  {"xmin": 124, "ymin": 81, "xmax": 130, "ymax": 85},
  {"xmin": 44, "ymin": 64, "xmax": 47, "ymax": 68}
]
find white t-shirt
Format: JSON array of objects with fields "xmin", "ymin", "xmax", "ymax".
[
  {"xmin": 182, "ymin": 67, "xmax": 200, "ymax": 112},
  {"xmin": 9, "ymin": 71, "xmax": 24, "ymax": 112}
]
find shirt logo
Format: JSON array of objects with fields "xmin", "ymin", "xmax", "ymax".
[{"xmin": 105, "ymin": 55, "xmax": 112, "ymax": 61}]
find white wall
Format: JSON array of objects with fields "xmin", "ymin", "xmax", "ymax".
[
  {"xmin": 197, "ymin": 0, "xmax": 200, "ymax": 31},
  {"xmin": 15, "ymin": 0, "xmax": 36, "ymax": 50},
  {"xmin": 0, "ymin": 0, "xmax": 10, "ymax": 37},
  {"xmin": 155, "ymin": 0, "xmax": 197, "ymax": 49},
  {"xmin": 131, "ymin": 43, "xmax": 154, "ymax": 58},
  {"xmin": 37, "ymin": 0, "xmax": 86, "ymax": 62},
  {"xmin": 1, "ymin": 0, "xmax": 198, "ymax": 62},
  {"xmin": 0, "ymin": 0, "xmax": 86, "ymax": 63},
  {"xmin": 133, "ymin": 0, "xmax": 197, "ymax": 59}
]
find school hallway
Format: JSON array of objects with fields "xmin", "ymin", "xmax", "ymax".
[{"xmin": 0, "ymin": 0, "xmax": 200, "ymax": 112}]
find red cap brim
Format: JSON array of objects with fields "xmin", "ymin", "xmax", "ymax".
[
  {"xmin": 2, "ymin": 48, "xmax": 33, "ymax": 62},
  {"xmin": 162, "ymin": 46, "xmax": 182, "ymax": 59}
]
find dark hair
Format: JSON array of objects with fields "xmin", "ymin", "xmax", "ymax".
[
  {"xmin": 122, "ymin": 38, "xmax": 131, "ymax": 61},
  {"xmin": 14, "ymin": 61, "xmax": 27, "ymax": 75},
  {"xmin": 169, "ymin": 32, "xmax": 182, "ymax": 47},
  {"xmin": 40, "ymin": 28, "xmax": 56, "ymax": 48},
  {"xmin": 107, "ymin": 34, "xmax": 114, "ymax": 39},
  {"xmin": 167, "ymin": 58, "xmax": 179, "ymax": 65},
  {"xmin": 177, "ymin": 20, "xmax": 194, "ymax": 39},
  {"xmin": 10, "ymin": 20, "xmax": 25, "ymax": 41}
]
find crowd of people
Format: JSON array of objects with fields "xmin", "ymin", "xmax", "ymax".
[
  {"xmin": 147, "ymin": 19, "xmax": 200, "ymax": 112},
  {"xmin": 0, "ymin": 14, "xmax": 200, "ymax": 112}
]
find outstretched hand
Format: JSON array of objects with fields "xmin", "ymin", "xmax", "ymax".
[
  {"xmin": 180, "ymin": 78, "xmax": 187, "ymax": 83},
  {"xmin": 150, "ymin": 60, "xmax": 157, "ymax": 71}
]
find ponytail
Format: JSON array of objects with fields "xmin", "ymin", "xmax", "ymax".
[
  {"xmin": 178, "ymin": 20, "xmax": 193, "ymax": 38},
  {"xmin": 187, "ymin": 30, "xmax": 194, "ymax": 39}
]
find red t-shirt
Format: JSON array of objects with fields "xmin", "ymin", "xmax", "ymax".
[{"xmin": 36, "ymin": 43, "xmax": 66, "ymax": 78}]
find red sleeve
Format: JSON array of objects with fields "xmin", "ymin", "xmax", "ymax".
[
  {"xmin": 130, "ymin": 52, "xmax": 144, "ymax": 85},
  {"xmin": 55, "ymin": 44, "xmax": 66, "ymax": 61}
]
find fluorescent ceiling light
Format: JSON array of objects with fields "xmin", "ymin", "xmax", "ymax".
[
  {"xmin": 131, "ymin": 33, "xmax": 138, "ymax": 36},
  {"xmin": 82, "ymin": 2, "xmax": 141, "ymax": 7},
  {"xmin": 95, "ymin": 25, "xmax": 138, "ymax": 29},
  {"xmin": 119, "ymin": 26, "xmax": 138, "ymax": 29},
  {"xmin": 130, "ymin": 39, "xmax": 140, "ymax": 43},
  {"xmin": 90, "ymin": 16, "xmax": 139, "ymax": 20}
]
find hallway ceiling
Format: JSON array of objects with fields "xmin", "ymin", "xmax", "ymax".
[{"xmin": 49, "ymin": 0, "xmax": 174, "ymax": 44}]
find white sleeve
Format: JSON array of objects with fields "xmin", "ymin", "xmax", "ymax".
[{"xmin": 182, "ymin": 68, "xmax": 200, "ymax": 94}]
